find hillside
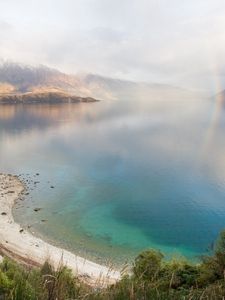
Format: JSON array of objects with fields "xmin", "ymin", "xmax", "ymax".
[
  {"xmin": 0, "ymin": 63, "xmax": 203, "ymax": 102},
  {"xmin": 1, "ymin": 230, "xmax": 225, "ymax": 299},
  {"xmin": 0, "ymin": 63, "xmax": 86, "ymax": 94},
  {"xmin": 83, "ymin": 73, "xmax": 205, "ymax": 101},
  {"xmin": 0, "ymin": 91, "xmax": 97, "ymax": 104}
]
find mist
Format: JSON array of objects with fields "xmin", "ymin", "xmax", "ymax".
[{"xmin": 0, "ymin": 0, "xmax": 225, "ymax": 92}]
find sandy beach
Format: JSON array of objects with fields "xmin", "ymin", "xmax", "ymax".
[{"xmin": 0, "ymin": 173, "xmax": 120, "ymax": 286}]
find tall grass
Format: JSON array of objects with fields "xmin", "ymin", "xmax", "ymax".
[{"xmin": 1, "ymin": 230, "xmax": 225, "ymax": 299}]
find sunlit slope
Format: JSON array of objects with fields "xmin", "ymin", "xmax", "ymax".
[{"xmin": 0, "ymin": 62, "xmax": 204, "ymax": 101}]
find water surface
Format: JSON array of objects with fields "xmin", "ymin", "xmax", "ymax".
[{"xmin": 1, "ymin": 99, "xmax": 225, "ymax": 264}]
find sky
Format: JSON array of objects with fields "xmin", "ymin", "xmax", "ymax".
[{"xmin": 0, "ymin": 0, "xmax": 225, "ymax": 92}]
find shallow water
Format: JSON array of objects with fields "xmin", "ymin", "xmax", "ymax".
[{"xmin": 1, "ymin": 99, "xmax": 225, "ymax": 265}]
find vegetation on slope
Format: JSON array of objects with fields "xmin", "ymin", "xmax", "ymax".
[
  {"xmin": 0, "ymin": 92, "xmax": 98, "ymax": 104},
  {"xmin": 1, "ymin": 230, "xmax": 225, "ymax": 299}
]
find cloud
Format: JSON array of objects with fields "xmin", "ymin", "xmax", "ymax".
[
  {"xmin": 0, "ymin": 0, "xmax": 225, "ymax": 92},
  {"xmin": 88, "ymin": 27, "xmax": 127, "ymax": 44},
  {"xmin": 0, "ymin": 20, "xmax": 13, "ymax": 37}
]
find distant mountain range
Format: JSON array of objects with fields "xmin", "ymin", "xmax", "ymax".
[{"xmin": 0, "ymin": 62, "xmax": 205, "ymax": 103}]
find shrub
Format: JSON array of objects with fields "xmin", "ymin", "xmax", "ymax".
[
  {"xmin": 133, "ymin": 249, "xmax": 163, "ymax": 281},
  {"xmin": 3, "ymin": 230, "xmax": 225, "ymax": 299}
]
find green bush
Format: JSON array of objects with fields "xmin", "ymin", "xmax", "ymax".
[
  {"xmin": 2, "ymin": 231, "xmax": 225, "ymax": 299},
  {"xmin": 0, "ymin": 269, "xmax": 12, "ymax": 294},
  {"xmin": 133, "ymin": 249, "xmax": 163, "ymax": 280}
]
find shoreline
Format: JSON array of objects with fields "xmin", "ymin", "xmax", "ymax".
[
  {"xmin": 0, "ymin": 173, "xmax": 121, "ymax": 286},
  {"xmin": 0, "ymin": 91, "xmax": 99, "ymax": 104}
]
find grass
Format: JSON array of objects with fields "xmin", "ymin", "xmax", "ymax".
[{"xmin": 1, "ymin": 230, "xmax": 225, "ymax": 299}]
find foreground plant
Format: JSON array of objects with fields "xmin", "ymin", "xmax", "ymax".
[{"xmin": 1, "ymin": 230, "xmax": 225, "ymax": 299}]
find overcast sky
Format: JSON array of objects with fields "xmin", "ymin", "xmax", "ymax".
[{"xmin": 0, "ymin": 0, "xmax": 225, "ymax": 91}]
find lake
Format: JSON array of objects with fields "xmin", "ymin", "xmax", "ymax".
[{"xmin": 1, "ymin": 98, "xmax": 225, "ymax": 265}]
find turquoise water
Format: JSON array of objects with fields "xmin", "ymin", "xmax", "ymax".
[{"xmin": 1, "ymin": 99, "xmax": 225, "ymax": 264}]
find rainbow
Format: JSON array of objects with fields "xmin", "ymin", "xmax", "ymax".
[{"xmin": 202, "ymin": 76, "xmax": 224, "ymax": 156}]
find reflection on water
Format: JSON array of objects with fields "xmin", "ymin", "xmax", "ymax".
[{"xmin": 1, "ymin": 99, "xmax": 225, "ymax": 264}]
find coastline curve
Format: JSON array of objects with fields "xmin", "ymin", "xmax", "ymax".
[{"xmin": 0, "ymin": 173, "xmax": 120, "ymax": 286}]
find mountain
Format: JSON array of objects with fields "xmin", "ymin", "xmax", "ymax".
[
  {"xmin": 0, "ymin": 62, "xmax": 203, "ymax": 102},
  {"xmin": 0, "ymin": 63, "xmax": 98, "ymax": 103},
  {"xmin": 0, "ymin": 62, "xmax": 90, "ymax": 95},
  {"xmin": 82, "ymin": 74, "xmax": 202, "ymax": 101}
]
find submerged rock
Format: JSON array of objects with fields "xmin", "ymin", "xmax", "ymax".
[{"xmin": 34, "ymin": 208, "xmax": 42, "ymax": 212}]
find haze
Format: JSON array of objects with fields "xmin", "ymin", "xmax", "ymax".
[{"xmin": 0, "ymin": 0, "xmax": 225, "ymax": 92}]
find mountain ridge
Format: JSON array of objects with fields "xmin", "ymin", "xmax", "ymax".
[{"xmin": 0, "ymin": 62, "xmax": 206, "ymax": 102}]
